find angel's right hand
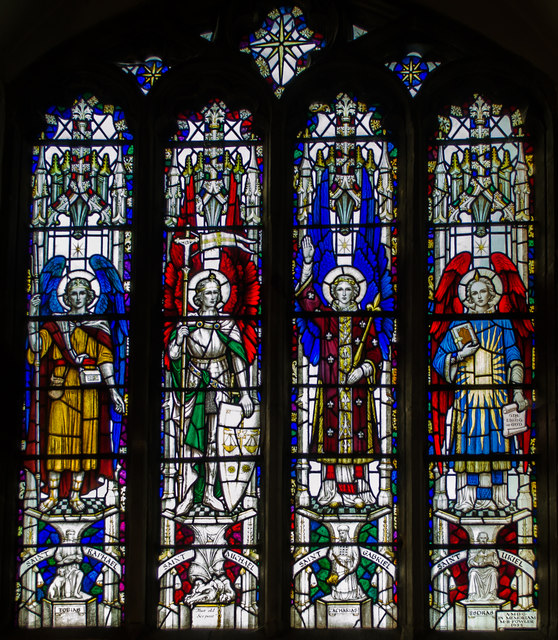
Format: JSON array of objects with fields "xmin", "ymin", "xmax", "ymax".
[
  {"xmin": 29, "ymin": 294, "xmax": 41, "ymax": 316},
  {"xmin": 458, "ymin": 343, "xmax": 479, "ymax": 361},
  {"xmin": 301, "ymin": 236, "xmax": 315, "ymax": 263},
  {"xmin": 175, "ymin": 324, "xmax": 189, "ymax": 343}
]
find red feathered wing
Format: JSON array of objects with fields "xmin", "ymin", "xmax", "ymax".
[
  {"xmin": 430, "ymin": 252, "xmax": 472, "ymax": 470},
  {"xmin": 491, "ymin": 252, "xmax": 534, "ymax": 464}
]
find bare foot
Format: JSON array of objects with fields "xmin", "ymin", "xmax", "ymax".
[
  {"xmin": 39, "ymin": 495, "xmax": 58, "ymax": 513},
  {"xmin": 69, "ymin": 494, "xmax": 85, "ymax": 513}
]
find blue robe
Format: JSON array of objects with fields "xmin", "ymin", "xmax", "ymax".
[{"xmin": 433, "ymin": 318, "xmax": 521, "ymax": 473}]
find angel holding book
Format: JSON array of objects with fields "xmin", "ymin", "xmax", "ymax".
[{"xmin": 431, "ymin": 254, "xmax": 532, "ymax": 512}]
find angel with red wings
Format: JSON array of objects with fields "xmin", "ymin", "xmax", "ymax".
[
  {"xmin": 431, "ymin": 252, "xmax": 532, "ymax": 513},
  {"xmin": 163, "ymin": 165, "xmax": 260, "ymax": 515}
]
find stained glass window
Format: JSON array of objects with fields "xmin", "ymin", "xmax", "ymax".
[
  {"xmin": 240, "ymin": 6, "xmax": 325, "ymax": 98},
  {"xmin": 427, "ymin": 95, "xmax": 537, "ymax": 631},
  {"xmin": 117, "ymin": 56, "xmax": 170, "ymax": 94},
  {"xmin": 291, "ymin": 93, "xmax": 398, "ymax": 629},
  {"xmin": 159, "ymin": 100, "xmax": 262, "ymax": 629},
  {"xmin": 18, "ymin": 94, "xmax": 132, "ymax": 628},
  {"xmin": 386, "ymin": 52, "xmax": 440, "ymax": 97}
]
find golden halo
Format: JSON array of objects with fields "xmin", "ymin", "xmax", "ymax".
[
  {"xmin": 57, "ymin": 270, "xmax": 100, "ymax": 311},
  {"xmin": 322, "ymin": 266, "xmax": 366, "ymax": 305},
  {"xmin": 458, "ymin": 267, "xmax": 503, "ymax": 307}
]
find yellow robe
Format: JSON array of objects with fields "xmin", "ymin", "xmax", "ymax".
[{"xmin": 28, "ymin": 326, "xmax": 113, "ymax": 472}]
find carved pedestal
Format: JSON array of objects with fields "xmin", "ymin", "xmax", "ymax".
[
  {"xmin": 42, "ymin": 597, "xmax": 97, "ymax": 627},
  {"xmin": 316, "ymin": 597, "xmax": 372, "ymax": 629},
  {"xmin": 455, "ymin": 599, "xmax": 511, "ymax": 631}
]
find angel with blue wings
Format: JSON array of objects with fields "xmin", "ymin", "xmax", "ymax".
[
  {"xmin": 26, "ymin": 255, "xmax": 126, "ymax": 514},
  {"xmin": 294, "ymin": 167, "xmax": 395, "ymax": 508}
]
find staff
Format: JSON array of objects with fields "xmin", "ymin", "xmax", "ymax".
[{"xmin": 349, "ymin": 292, "xmax": 381, "ymax": 377}]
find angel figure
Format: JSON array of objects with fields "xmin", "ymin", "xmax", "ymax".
[
  {"xmin": 296, "ymin": 236, "xmax": 384, "ymax": 508},
  {"xmin": 431, "ymin": 253, "xmax": 532, "ymax": 512},
  {"xmin": 27, "ymin": 255, "xmax": 126, "ymax": 513},
  {"xmin": 167, "ymin": 270, "xmax": 255, "ymax": 514}
]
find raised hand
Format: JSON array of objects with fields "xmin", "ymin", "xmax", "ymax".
[{"xmin": 301, "ymin": 235, "xmax": 315, "ymax": 264}]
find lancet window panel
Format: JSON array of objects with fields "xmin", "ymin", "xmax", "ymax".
[
  {"xmin": 158, "ymin": 99, "xmax": 263, "ymax": 630},
  {"xmin": 18, "ymin": 94, "xmax": 132, "ymax": 628},
  {"xmin": 290, "ymin": 93, "xmax": 398, "ymax": 630},
  {"xmin": 426, "ymin": 94, "xmax": 537, "ymax": 632}
]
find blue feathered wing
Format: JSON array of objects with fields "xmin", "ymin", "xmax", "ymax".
[
  {"xmin": 353, "ymin": 168, "xmax": 395, "ymax": 360},
  {"xmin": 90, "ymin": 254, "xmax": 127, "ymax": 463}
]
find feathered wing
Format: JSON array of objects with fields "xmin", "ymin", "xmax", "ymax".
[
  {"xmin": 491, "ymin": 252, "xmax": 534, "ymax": 462},
  {"xmin": 353, "ymin": 168, "xmax": 394, "ymax": 360},
  {"xmin": 294, "ymin": 169, "xmax": 335, "ymax": 365},
  {"xmin": 90, "ymin": 254, "xmax": 127, "ymax": 461},
  {"xmin": 219, "ymin": 171, "xmax": 260, "ymax": 364},
  {"xmin": 430, "ymin": 252, "xmax": 472, "ymax": 466},
  {"xmin": 39, "ymin": 255, "xmax": 66, "ymax": 314},
  {"xmin": 221, "ymin": 249, "xmax": 260, "ymax": 365}
]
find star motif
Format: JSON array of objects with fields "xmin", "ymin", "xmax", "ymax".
[
  {"xmin": 73, "ymin": 243, "xmax": 84, "ymax": 256},
  {"xmin": 118, "ymin": 56, "xmax": 170, "ymax": 95},
  {"xmin": 386, "ymin": 53, "xmax": 440, "ymax": 98},
  {"xmin": 475, "ymin": 239, "xmax": 488, "ymax": 254},
  {"xmin": 240, "ymin": 8, "xmax": 324, "ymax": 98},
  {"xmin": 399, "ymin": 57, "xmax": 424, "ymax": 88}
]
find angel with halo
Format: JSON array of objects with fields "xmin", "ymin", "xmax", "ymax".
[
  {"xmin": 27, "ymin": 255, "xmax": 126, "ymax": 513},
  {"xmin": 431, "ymin": 252, "xmax": 532, "ymax": 513}
]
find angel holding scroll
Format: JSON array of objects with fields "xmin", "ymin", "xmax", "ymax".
[{"xmin": 431, "ymin": 252, "xmax": 532, "ymax": 513}]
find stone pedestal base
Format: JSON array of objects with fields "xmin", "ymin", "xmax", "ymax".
[
  {"xmin": 316, "ymin": 598, "xmax": 372, "ymax": 629},
  {"xmin": 191, "ymin": 603, "xmax": 234, "ymax": 628},
  {"xmin": 42, "ymin": 597, "xmax": 97, "ymax": 627},
  {"xmin": 455, "ymin": 599, "xmax": 511, "ymax": 631}
]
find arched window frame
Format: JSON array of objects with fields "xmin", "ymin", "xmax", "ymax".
[{"xmin": 1, "ymin": 2, "xmax": 556, "ymax": 638}]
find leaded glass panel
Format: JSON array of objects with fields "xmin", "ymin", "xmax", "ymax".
[
  {"xmin": 427, "ymin": 95, "xmax": 537, "ymax": 631},
  {"xmin": 240, "ymin": 6, "xmax": 325, "ymax": 98},
  {"xmin": 291, "ymin": 93, "xmax": 398, "ymax": 629},
  {"xmin": 18, "ymin": 95, "xmax": 132, "ymax": 628},
  {"xmin": 158, "ymin": 100, "xmax": 262, "ymax": 629}
]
